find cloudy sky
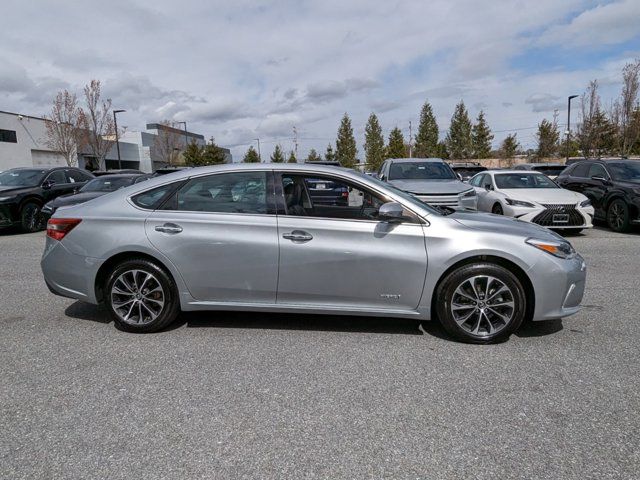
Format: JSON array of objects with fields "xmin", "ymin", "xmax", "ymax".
[{"xmin": 1, "ymin": 0, "xmax": 639, "ymax": 160}]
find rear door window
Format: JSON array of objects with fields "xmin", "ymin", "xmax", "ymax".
[{"xmin": 572, "ymin": 163, "xmax": 590, "ymax": 178}]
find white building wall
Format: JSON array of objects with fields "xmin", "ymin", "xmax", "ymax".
[{"xmin": 0, "ymin": 112, "xmax": 66, "ymax": 171}]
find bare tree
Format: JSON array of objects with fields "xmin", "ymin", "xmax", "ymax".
[
  {"xmin": 616, "ymin": 59, "xmax": 640, "ymax": 156},
  {"xmin": 578, "ymin": 80, "xmax": 616, "ymax": 157},
  {"xmin": 81, "ymin": 80, "xmax": 115, "ymax": 170},
  {"xmin": 153, "ymin": 120, "xmax": 184, "ymax": 166},
  {"xmin": 44, "ymin": 90, "xmax": 85, "ymax": 167}
]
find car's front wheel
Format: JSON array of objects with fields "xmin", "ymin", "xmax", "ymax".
[
  {"xmin": 105, "ymin": 258, "xmax": 180, "ymax": 333},
  {"xmin": 435, "ymin": 263, "xmax": 527, "ymax": 344},
  {"xmin": 607, "ymin": 199, "xmax": 630, "ymax": 233},
  {"xmin": 492, "ymin": 203, "xmax": 503, "ymax": 215}
]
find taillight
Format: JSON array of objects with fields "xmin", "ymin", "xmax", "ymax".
[{"xmin": 47, "ymin": 218, "xmax": 82, "ymax": 241}]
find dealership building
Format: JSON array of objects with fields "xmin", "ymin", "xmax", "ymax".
[{"xmin": 0, "ymin": 110, "xmax": 231, "ymax": 172}]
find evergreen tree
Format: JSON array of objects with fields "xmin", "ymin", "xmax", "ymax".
[
  {"xmin": 363, "ymin": 113, "xmax": 385, "ymax": 172},
  {"xmin": 200, "ymin": 141, "xmax": 226, "ymax": 165},
  {"xmin": 471, "ymin": 110, "xmax": 494, "ymax": 159},
  {"xmin": 306, "ymin": 148, "xmax": 321, "ymax": 162},
  {"xmin": 270, "ymin": 144, "xmax": 285, "ymax": 163},
  {"xmin": 436, "ymin": 141, "xmax": 449, "ymax": 159},
  {"xmin": 335, "ymin": 113, "xmax": 358, "ymax": 168},
  {"xmin": 287, "ymin": 151, "xmax": 297, "ymax": 163},
  {"xmin": 500, "ymin": 134, "xmax": 519, "ymax": 165},
  {"xmin": 414, "ymin": 101, "xmax": 439, "ymax": 157},
  {"xmin": 536, "ymin": 119, "xmax": 559, "ymax": 159},
  {"xmin": 446, "ymin": 100, "xmax": 473, "ymax": 159},
  {"xmin": 183, "ymin": 141, "xmax": 203, "ymax": 166},
  {"xmin": 243, "ymin": 145, "xmax": 260, "ymax": 163},
  {"xmin": 386, "ymin": 127, "xmax": 406, "ymax": 158},
  {"xmin": 324, "ymin": 144, "xmax": 336, "ymax": 162}
]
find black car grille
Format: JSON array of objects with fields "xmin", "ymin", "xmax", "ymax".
[{"xmin": 533, "ymin": 203, "xmax": 584, "ymax": 227}]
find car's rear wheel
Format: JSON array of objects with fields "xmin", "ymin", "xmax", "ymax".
[
  {"xmin": 607, "ymin": 199, "xmax": 630, "ymax": 233},
  {"xmin": 20, "ymin": 201, "xmax": 43, "ymax": 232},
  {"xmin": 105, "ymin": 259, "xmax": 180, "ymax": 333},
  {"xmin": 436, "ymin": 263, "xmax": 526, "ymax": 344},
  {"xmin": 492, "ymin": 203, "xmax": 503, "ymax": 215}
]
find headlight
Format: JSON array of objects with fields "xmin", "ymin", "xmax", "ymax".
[
  {"xmin": 505, "ymin": 198, "xmax": 535, "ymax": 208},
  {"xmin": 462, "ymin": 189, "xmax": 476, "ymax": 197},
  {"xmin": 526, "ymin": 238, "xmax": 576, "ymax": 259},
  {"xmin": 580, "ymin": 199, "xmax": 591, "ymax": 207}
]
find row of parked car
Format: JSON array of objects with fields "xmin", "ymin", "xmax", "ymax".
[{"xmin": 375, "ymin": 157, "xmax": 640, "ymax": 233}]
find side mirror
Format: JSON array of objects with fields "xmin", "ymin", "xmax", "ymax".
[
  {"xmin": 379, "ymin": 201, "xmax": 404, "ymax": 222},
  {"xmin": 379, "ymin": 174, "xmax": 386, "ymax": 182},
  {"xmin": 484, "ymin": 183, "xmax": 493, "ymax": 191},
  {"xmin": 42, "ymin": 180, "xmax": 54, "ymax": 190},
  {"xmin": 457, "ymin": 173, "xmax": 463, "ymax": 181}
]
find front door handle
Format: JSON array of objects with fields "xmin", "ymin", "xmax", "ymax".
[
  {"xmin": 155, "ymin": 223, "xmax": 183, "ymax": 234},
  {"xmin": 282, "ymin": 230, "xmax": 313, "ymax": 242}
]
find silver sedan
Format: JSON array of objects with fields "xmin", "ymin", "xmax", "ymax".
[{"xmin": 41, "ymin": 164, "xmax": 586, "ymax": 343}]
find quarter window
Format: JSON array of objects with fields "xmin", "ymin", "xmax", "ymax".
[
  {"xmin": 66, "ymin": 169, "xmax": 93, "ymax": 183},
  {"xmin": 175, "ymin": 171, "xmax": 269, "ymax": 214},
  {"xmin": 132, "ymin": 183, "xmax": 180, "ymax": 210}
]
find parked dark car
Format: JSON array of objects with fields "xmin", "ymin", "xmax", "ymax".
[
  {"xmin": 449, "ymin": 162, "xmax": 488, "ymax": 181},
  {"xmin": 92, "ymin": 169, "xmax": 144, "ymax": 176},
  {"xmin": 303, "ymin": 177, "xmax": 349, "ymax": 206},
  {"xmin": 513, "ymin": 163, "xmax": 567, "ymax": 179},
  {"xmin": 556, "ymin": 159, "xmax": 640, "ymax": 232},
  {"xmin": 40, "ymin": 174, "xmax": 152, "ymax": 222},
  {"xmin": 0, "ymin": 167, "xmax": 94, "ymax": 232},
  {"xmin": 152, "ymin": 167, "xmax": 191, "ymax": 176}
]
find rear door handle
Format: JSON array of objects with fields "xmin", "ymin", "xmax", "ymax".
[
  {"xmin": 155, "ymin": 223, "xmax": 183, "ymax": 234},
  {"xmin": 282, "ymin": 230, "xmax": 313, "ymax": 242}
]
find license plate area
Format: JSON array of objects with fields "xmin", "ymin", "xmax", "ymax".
[{"xmin": 553, "ymin": 213, "xmax": 569, "ymax": 223}]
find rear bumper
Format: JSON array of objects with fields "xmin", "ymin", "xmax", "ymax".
[{"xmin": 41, "ymin": 237, "xmax": 102, "ymax": 304}]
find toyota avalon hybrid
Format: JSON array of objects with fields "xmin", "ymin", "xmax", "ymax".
[{"xmin": 41, "ymin": 164, "xmax": 586, "ymax": 343}]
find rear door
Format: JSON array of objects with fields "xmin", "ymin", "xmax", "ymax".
[
  {"xmin": 145, "ymin": 170, "xmax": 279, "ymax": 303},
  {"xmin": 275, "ymin": 172, "xmax": 428, "ymax": 311}
]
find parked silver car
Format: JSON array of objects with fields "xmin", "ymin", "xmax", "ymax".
[
  {"xmin": 379, "ymin": 158, "xmax": 477, "ymax": 209},
  {"xmin": 41, "ymin": 164, "xmax": 586, "ymax": 343}
]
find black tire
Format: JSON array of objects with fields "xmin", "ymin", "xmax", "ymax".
[
  {"xmin": 20, "ymin": 201, "xmax": 43, "ymax": 232},
  {"xmin": 435, "ymin": 263, "xmax": 527, "ymax": 344},
  {"xmin": 492, "ymin": 203, "xmax": 503, "ymax": 215},
  {"xmin": 564, "ymin": 228, "xmax": 583, "ymax": 235},
  {"xmin": 104, "ymin": 258, "xmax": 180, "ymax": 333},
  {"xmin": 607, "ymin": 199, "xmax": 630, "ymax": 233}
]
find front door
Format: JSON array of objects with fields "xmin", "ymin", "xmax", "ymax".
[
  {"xmin": 145, "ymin": 170, "xmax": 279, "ymax": 303},
  {"xmin": 275, "ymin": 172, "xmax": 428, "ymax": 311}
]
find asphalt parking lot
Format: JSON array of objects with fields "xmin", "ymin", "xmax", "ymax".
[{"xmin": 1, "ymin": 227, "xmax": 639, "ymax": 479}]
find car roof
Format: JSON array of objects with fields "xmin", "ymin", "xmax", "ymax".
[
  {"xmin": 8, "ymin": 166, "xmax": 68, "ymax": 171},
  {"xmin": 90, "ymin": 173, "xmax": 142, "ymax": 180},
  {"xmin": 385, "ymin": 157, "xmax": 445, "ymax": 163},
  {"xmin": 517, "ymin": 163, "xmax": 565, "ymax": 167},
  {"xmin": 484, "ymin": 169, "xmax": 547, "ymax": 175}
]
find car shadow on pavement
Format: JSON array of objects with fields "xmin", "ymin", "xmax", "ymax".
[
  {"xmin": 515, "ymin": 318, "xmax": 563, "ymax": 338},
  {"xmin": 182, "ymin": 310, "xmax": 427, "ymax": 336},
  {"xmin": 64, "ymin": 301, "xmax": 111, "ymax": 324}
]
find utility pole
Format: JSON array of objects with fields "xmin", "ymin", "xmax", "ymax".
[
  {"xmin": 553, "ymin": 109, "xmax": 559, "ymax": 127},
  {"xmin": 408, "ymin": 121, "xmax": 413, "ymax": 158},
  {"xmin": 254, "ymin": 138, "xmax": 261, "ymax": 162},
  {"xmin": 293, "ymin": 126, "xmax": 298, "ymax": 160},
  {"xmin": 565, "ymin": 95, "xmax": 578, "ymax": 163},
  {"xmin": 176, "ymin": 121, "xmax": 188, "ymax": 149},
  {"xmin": 113, "ymin": 109, "xmax": 126, "ymax": 169}
]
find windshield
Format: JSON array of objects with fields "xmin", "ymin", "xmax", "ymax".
[
  {"xmin": 0, "ymin": 169, "xmax": 46, "ymax": 187},
  {"xmin": 81, "ymin": 176, "xmax": 136, "ymax": 192},
  {"xmin": 354, "ymin": 171, "xmax": 442, "ymax": 216},
  {"xmin": 532, "ymin": 166, "xmax": 566, "ymax": 176},
  {"xmin": 495, "ymin": 173, "xmax": 558, "ymax": 189},
  {"xmin": 607, "ymin": 162, "xmax": 640, "ymax": 182},
  {"xmin": 389, "ymin": 162, "xmax": 456, "ymax": 180}
]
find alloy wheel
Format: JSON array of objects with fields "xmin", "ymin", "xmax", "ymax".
[
  {"xmin": 110, "ymin": 269, "xmax": 165, "ymax": 325},
  {"xmin": 450, "ymin": 275, "xmax": 515, "ymax": 337},
  {"xmin": 608, "ymin": 202, "xmax": 625, "ymax": 230},
  {"xmin": 23, "ymin": 204, "xmax": 41, "ymax": 231}
]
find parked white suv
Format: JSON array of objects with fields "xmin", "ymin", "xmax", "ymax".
[{"xmin": 379, "ymin": 158, "xmax": 477, "ymax": 209}]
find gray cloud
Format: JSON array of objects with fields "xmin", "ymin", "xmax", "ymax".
[{"xmin": 525, "ymin": 93, "xmax": 564, "ymax": 112}]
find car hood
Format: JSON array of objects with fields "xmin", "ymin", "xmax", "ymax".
[
  {"xmin": 49, "ymin": 191, "xmax": 106, "ymax": 207},
  {"xmin": 450, "ymin": 209, "xmax": 565, "ymax": 242},
  {"xmin": 0, "ymin": 186, "xmax": 33, "ymax": 196},
  {"xmin": 498, "ymin": 188, "xmax": 586, "ymax": 204},
  {"xmin": 388, "ymin": 179, "xmax": 471, "ymax": 194}
]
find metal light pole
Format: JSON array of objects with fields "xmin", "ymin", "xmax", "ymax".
[
  {"xmin": 254, "ymin": 138, "xmax": 261, "ymax": 162},
  {"xmin": 565, "ymin": 95, "xmax": 578, "ymax": 163},
  {"xmin": 113, "ymin": 109, "xmax": 126, "ymax": 169}
]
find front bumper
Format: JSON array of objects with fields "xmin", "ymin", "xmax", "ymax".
[
  {"xmin": 506, "ymin": 203, "xmax": 594, "ymax": 229},
  {"xmin": 0, "ymin": 202, "xmax": 20, "ymax": 228},
  {"xmin": 530, "ymin": 252, "xmax": 587, "ymax": 321},
  {"xmin": 415, "ymin": 193, "xmax": 478, "ymax": 210}
]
